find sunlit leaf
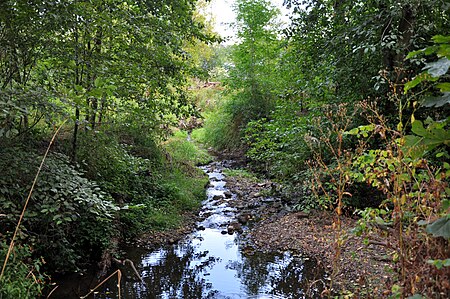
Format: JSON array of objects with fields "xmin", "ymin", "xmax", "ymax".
[
  {"xmin": 432, "ymin": 35, "xmax": 450, "ymax": 44},
  {"xmin": 404, "ymin": 75, "xmax": 423, "ymax": 93},
  {"xmin": 406, "ymin": 49, "xmax": 424, "ymax": 59},
  {"xmin": 436, "ymin": 82, "xmax": 450, "ymax": 92}
]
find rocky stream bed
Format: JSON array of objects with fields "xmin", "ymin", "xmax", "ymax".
[
  {"xmin": 50, "ymin": 158, "xmax": 394, "ymax": 298},
  {"xmin": 136, "ymin": 159, "xmax": 394, "ymax": 297}
]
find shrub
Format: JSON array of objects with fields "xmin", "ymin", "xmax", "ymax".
[
  {"xmin": 0, "ymin": 147, "xmax": 117, "ymax": 272},
  {"xmin": 202, "ymin": 108, "xmax": 241, "ymax": 150},
  {"xmin": 243, "ymin": 100, "xmax": 315, "ymax": 179},
  {"xmin": 0, "ymin": 242, "xmax": 46, "ymax": 299}
]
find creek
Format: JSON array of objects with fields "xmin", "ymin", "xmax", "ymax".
[{"xmin": 50, "ymin": 161, "xmax": 324, "ymax": 298}]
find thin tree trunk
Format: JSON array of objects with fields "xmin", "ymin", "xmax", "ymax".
[
  {"xmin": 72, "ymin": 19, "xmax": 80, "ymax": 162},
  {"xmin": 85, "ymin": 40, "xmax": 92, "ymax": 131},
  {"xmin": 72, "ymin": 108, "xmax": 80, "ymax": 162},
  {"xmin": 91, "ymin": 28, "xmax": 103, "ymax": 129},
  {"xmin": 90, "ymin": 97, "xmax": 97, "ymax": 129}
]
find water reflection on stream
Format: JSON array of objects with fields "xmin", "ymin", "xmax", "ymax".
[{"xmin": 53, "ymin": 161, "xmax": 324, "ymax": 298}]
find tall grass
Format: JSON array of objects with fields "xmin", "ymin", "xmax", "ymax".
[
  {"xmin": 164, "ymin": 130, "xmax": 211, "ymax": 165},
  {"xmin": 146, "ymin": 129, "xmax": 211, "ymax": 229}
]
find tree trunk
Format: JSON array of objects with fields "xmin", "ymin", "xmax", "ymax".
[
  {"xmin": 72, "ymin": 21, "xmax": 80, "ymax": 162},
  {"xmin": 72, "ymin": 107, "xmax": 80, "ymax": 162},
  {"xmin": 382, "ymin": 4, "xmax": 416, "ymax": 73}
]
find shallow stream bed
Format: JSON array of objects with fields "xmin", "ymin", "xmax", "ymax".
[{"xmin": 51, "ymin": 161, "xmax": 324, "ymax": 298}]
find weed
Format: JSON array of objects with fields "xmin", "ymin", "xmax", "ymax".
[{"xmin": 223, "ymin": 168, "xmax": 258, "ymax": 180}]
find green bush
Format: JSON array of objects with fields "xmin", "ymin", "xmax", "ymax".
[
  {"xmin": 0, "ymin": 147, "xmax": 117, "ymax": 272},
  {"xmin": 244, "ymin": 100, "xmax": 316, "ymax": 179},
  {"xmin": 165, "ymin": 130, "xmax": 211, "ymax": 165},
  {"xmin": 203, "ymin": 108, "xmax": 242, "ymax": 150},
  {"xmin": 223, "ymin": 168, "xmax": 258, "ymax": 180},
  {"xmin": 76, "ymin": 131, "xmax": 162, "ymax": 203},
  {"xmin": 162, "ymin": 132, "xmax": 210, "ymax": 210},
  {"xmin": 0, "ymin": 242, "xmax": 46, "ymax": 299},
  {"xmin": 191, "ymin": 127, "xmax": 206, "ymax": 144},
  {"xmin": 73, "ymin": 127, "xmax": 209, "ymax": 238},
  {"xmin": 119, "ymin": 131, "xmax": 209, "ymax": 235}
]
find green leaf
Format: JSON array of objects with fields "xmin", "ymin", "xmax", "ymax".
[
  {"xmin": 423, "ymin": 45, "xmax": 440, "ymax": 56},
  {"xmin": 74, "ymin": 84, "xmax": 84, "ymax": 93},
  {"xmin": 405, "ymin": 119, "xmax": 450, "ymax": 159},
  {"xmin": 411, "ymin": 120, "xmax": 428, "ymax": 137},
  {"xmin": 402, "ymin": 135, "xmax": 428, "ymax": 159},
  {"xmin": 423, "ymin": 57, "xmax": 450, "ymax": 78},
  {"xmin": 437, "ymin": 44, "xmax": 450, "ymax": 58},
  {"xmin": 422, "ymin": 93, "xmax": 450, "ymax": 108},
  {"xmin": 427, "ymin": 258, "xmax": 450, "ymax": 270},
  {"xmin": 345, "ymin": 124, "xmax": 375, "ymax": 136},
  {"xmin": 346, "ymin": 127, "xmax": 360, "ymax": 135},
  {"xmin": 404, "ymin": 75, "xmax": 424, "ymax": 93},
  {"xmin": 443, "ymin": 199, "xmax": 450, "ymax": 211},
  {"xmin": 406, "ymin": 49, "xmax": 424, "ymax": 59},
  {"xmin": 432, "ymin": 35, "xmax": 450, "ymax": 44},
  {"xmin": 89, "ymin": 88, "xmax": 103, "ymax": 98},
  {"xmin": 436, "ymin": 82, "xmax": 450, "ymax": 92},
  {"xmin": 94, "ymin": 77, "xmax": 103, "ymax": 88},
  {"xmin": 426, "ymin": 215, "xmax": 450, "ymax": 238}
]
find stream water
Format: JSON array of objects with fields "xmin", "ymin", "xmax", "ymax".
[{"xmin": 51, "ymin": 161, "xmax": 324, "ymax": 299}]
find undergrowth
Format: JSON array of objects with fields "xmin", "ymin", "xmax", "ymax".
[
  {"xmin": 0, "ymin": 123, "xmax": 211, "ymax": 295},
  {"xmin": 223, "ymin": 168, "xmax": 258, "ymax": 180},
  {"xmin": 0, "ymin": 242, "xmax": 46, "ymax": 298}
]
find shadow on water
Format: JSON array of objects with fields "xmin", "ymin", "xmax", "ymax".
[{"xmin": 50, "ymin": 161, "xmax": 325, "ymax": 299}]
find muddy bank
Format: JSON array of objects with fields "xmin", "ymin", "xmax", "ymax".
[
  {"xmin": 248, "ymin": 211, "xmax": 393, "ymax": 296},
  {"xmin": 132, "ymin": 158, "xmax": 393, "ymax": 297},
  {"xmin": 222, "ymin": 170, "xmax": 394, "ymax": 296},
  {"xmin": 135, "ymin": 211, "xmax": 202, "ymax": 248},
  {"xmin": 103, "ymin": 160, "xmax": 325, "ymax": 298}
]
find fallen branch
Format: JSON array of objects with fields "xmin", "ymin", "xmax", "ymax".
[
  {"xmin": 368, "ymin": 240, "xmax": 389, "ymax": 247},
  {"xmin": 46, "ymin": 285, "xmax": 58, "ymax": 299},
  {"xmin": 112, "ymin": 258, "xmax": 143, "ymax": 283},
  {"xmin": 80, "ymin": 269, "xmax": 122, "ymax": 299}
]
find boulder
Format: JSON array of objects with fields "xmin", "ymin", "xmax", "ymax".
[
  {"xmin": 212, "ymin": 195, "xmax": 223, "ymax": 201},
  {"xmin": 227, "ymin": 221, "xmax": 243, "ymax": 234},
  {"xmin": 237, "ymin": 213, "xmax": 252, "ymax": 224}
]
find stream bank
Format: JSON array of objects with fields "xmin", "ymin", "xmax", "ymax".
[
  {"xmin": 135, "ymin": 157, "xmax": 394, "ymax": 297},
  {"xmin": 221, "ymin": 165, "xmax": 394, "ymax": 297},
  {"xmin": 49, "ymin": 159, "xmax": 325, "ymax": 298},
  {"xmin": 48, "ymin": 157, "xmax": 393, "ymax": 298}
]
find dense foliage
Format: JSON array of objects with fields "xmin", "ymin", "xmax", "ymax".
[
  {"xmin": 0, "ymin": 0, "xmax": 214, "ymax": 297},
  {"xmin": 202, "ymin": 0, "xmax": 282, "ymax": 151},
  {"xmin": 201, "ymin": 0, "xmax": 449, "ymax": 297},
  {"xmin": 1, "ymin": 0, "xmax": 449, "ymax": 297}
]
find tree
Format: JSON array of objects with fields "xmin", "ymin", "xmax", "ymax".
[
  {"xmin": 0, "ymin": 0, "xmax": 64, "ymax": 137},
  {"xmin": 227, "ymin": 0, "xmax": 281, "ymax": 122},
  {"xmin": 283, "ymin": 0, "xmax": 450, "ymax": 112},
  {"xmin": 0, "ymin": 0, "xmax": 216, "ymax": 159},
  {"xmin": 0, "ymin": 1, "xmax": 216, "ymax": 294}
]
